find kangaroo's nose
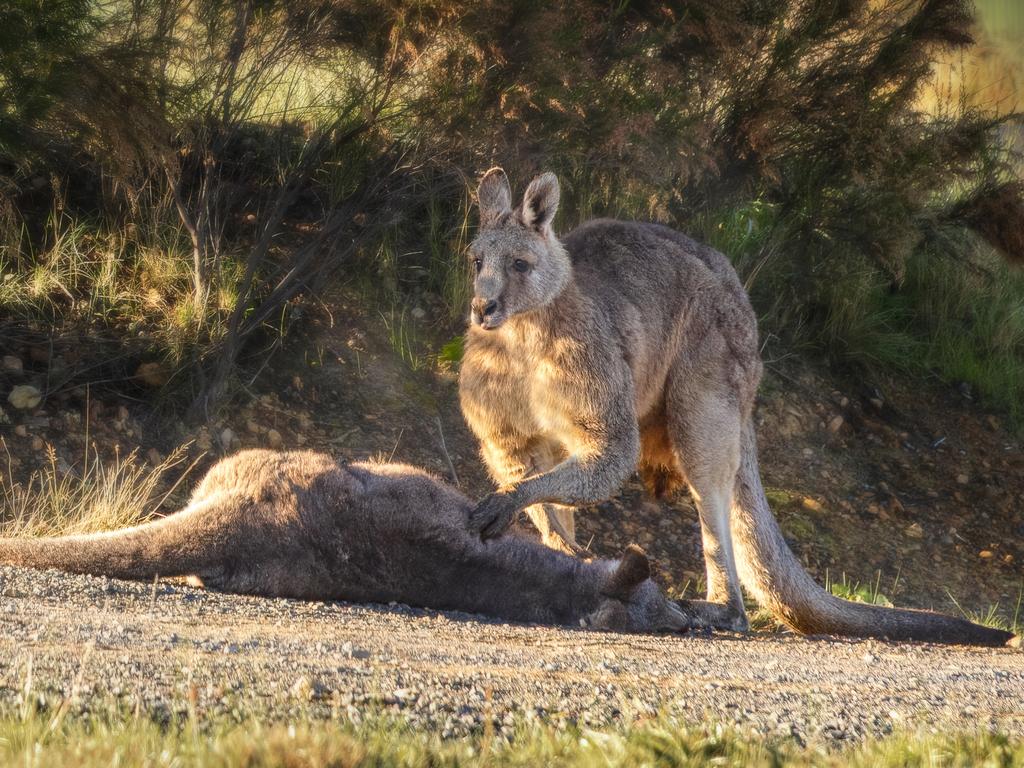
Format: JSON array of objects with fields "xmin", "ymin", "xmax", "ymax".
[{"xmin": 472, "ymin": 298, "xmax": 499, "ymax": 317}]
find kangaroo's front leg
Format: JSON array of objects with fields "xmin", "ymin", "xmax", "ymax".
[
  {"xmin": 473, "ymin": 436, "xmax": 584, "ymax": 553},
  {"xmin": 470, "ymin": 417, "xmax": 640, "ymax": 541}
]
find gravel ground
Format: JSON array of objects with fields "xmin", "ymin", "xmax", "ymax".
[{"xmin": 1, "ymin": 564, "xmax": 1021, "ymax": 744}]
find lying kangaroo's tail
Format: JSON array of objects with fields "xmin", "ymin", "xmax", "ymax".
[
  {"xmin": 0, "ymin": 497, "xmax": 227, "ymax": 582},
  {"xmin": 732, "ymin": 422, "xmax": 1015, "ymax": 646}
]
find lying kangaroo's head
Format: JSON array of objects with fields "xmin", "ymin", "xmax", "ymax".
[
  {"xmin": 587, "ymin": 545, "xmax": 693, "ymax": 633},
  {"xmin": 467, "ymin": 168, "xmax": 572, "ymax": 330}
]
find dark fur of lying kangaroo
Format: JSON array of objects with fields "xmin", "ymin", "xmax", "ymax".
[
  {"xmin": 0, "ymin": 449, "xmax": 691, "ymax": 633},
  {"xmin": 459, "ymin": 168, "xmax": 1015, "ymax": 647}
]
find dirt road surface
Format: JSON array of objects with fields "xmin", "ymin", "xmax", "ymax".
[{"xmin": 1, "ymin": 565, "xmax": 1021, "ymax": 744}]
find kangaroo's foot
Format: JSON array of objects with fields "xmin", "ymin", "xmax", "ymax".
[{"xmin": 676, "ymin": 599, "xmax": 749, "ymax": 633}]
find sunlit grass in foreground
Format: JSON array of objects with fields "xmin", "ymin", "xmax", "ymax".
[{"xmin": 0, "ymin": 705, "xmax": 1022, "ymax": 767}]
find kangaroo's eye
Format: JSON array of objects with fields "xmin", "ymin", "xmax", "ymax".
[
  {"xmin": 512, "ymin": 258, "xmax": 530, "ymax": 273},
  {"xmin": 473, "ymin": 258, "xmax": 482, "ymax": 272}
]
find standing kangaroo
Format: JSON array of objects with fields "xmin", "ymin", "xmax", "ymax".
[
  {"xmin": 459, "ymin": 168, "xmax": 1014, "ymax": 646},
  {"xmin": 0, "ymin": 449, "xmax": 691, "ymax": 633}
]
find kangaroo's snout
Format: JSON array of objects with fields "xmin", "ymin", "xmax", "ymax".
[{"xmin": 471, "ymin": 297, "xmax": 504, "ymax": 329}]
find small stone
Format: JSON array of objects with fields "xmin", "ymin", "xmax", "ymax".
[
  {"xmin": 827, "ymin": 415, "xmax": 844, "ymax": 433},
  {"xmin": 8, "ymin": 385, "xmax": 41, "ymax": 410},
  {"xmin": 220, "ymin": 428, "xmax": 235, "ymax": 450},
  {"xmin": 134, "ymin": 361, "xmax": 169, "ymax": 388},
  {"xmin": 411, "ymin": 306, "xmax": 427, "ymax": 320},
  {"xmin": 801, "ymin": 497, "xmax": 823, "ymax": 512},
  {"xmin": 266, "ymin": 429, "xmax": 283, "ymax": 449},
  {"xmin": 30, "ymin": 436, "xmax": 44, "ymax": 451},
  {"xmin": 195, "ymin": 428, "xmax": 213, "ymax": 452},
  {"xmin": 146, "ymin": 448, "xmax": 164, "ymax": 466},
  {"xmin": 290, "ymin": 676, "xmax": 328, "ymax": 701},
  {"xmin": 906, "ymin": 523, "xmax": 924, "ymax": 539},
  {"xmin": 869, "ymin": 397, "xmax": 884, "ymax": 411},
  {"xmin": 290, "ymin": 676, "xmax": 313, "ymax": 700},
  {"xmin": 979, "ymin": 550, "xmax": 994, "ymax": 560},
  {"xmin": 246, "ymin": 420, "xmax": 260, "ymax": 435},
  {"xmin": 13, "ymin": 424, "xmax": 27, "ymax": 437},
  {"xmin": 2, "ymin": 355, "xmax": 23, "ymax": 373},
  {"xmin": 956, "ymin": 473, "xmax": 969, "ymax": 485}
]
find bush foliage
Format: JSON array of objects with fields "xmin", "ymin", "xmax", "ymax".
[{"xmin": 0, "ymin": 0, "xmax": 1021, "ymax": 417}]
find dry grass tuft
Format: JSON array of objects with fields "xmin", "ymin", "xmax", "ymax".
[{"xmin": 0, "ymin": 440, "xmax": 196, "ymax": 538}]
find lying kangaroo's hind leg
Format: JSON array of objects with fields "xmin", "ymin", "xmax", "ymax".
[
  {"xmin": 525, "ymin": 503, "xmax": 589, "ymax": 557},
  {"xmin": 668, "ymin": 389, "xmax": 749, "ymax": 632},
  {"xmin": 521, "ymin": 439, "xmax": 590, "ymax": 556}
]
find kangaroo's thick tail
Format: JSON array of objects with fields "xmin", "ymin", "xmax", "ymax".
[
  {"xmin": 0, "ymin": 497, "xmax": 226, "ymax": 582},
  {"xmin": 731, "ymin": 422, "xmax": 1015, "ymax": 646}
]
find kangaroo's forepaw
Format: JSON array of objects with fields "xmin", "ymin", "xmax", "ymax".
[{"xmin": 468, "ymin": 492, "xmax": 518, "ymax": 539}]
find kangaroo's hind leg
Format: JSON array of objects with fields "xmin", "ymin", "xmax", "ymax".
[{"xmin": 667, "ymin": 385, "xmax": 748, "ymax": 632}]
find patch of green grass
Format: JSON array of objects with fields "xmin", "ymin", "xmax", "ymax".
[
  {"xmin": 704, "ymin": 195, "xmax": 1024, "ymax": 429},
  {"xmin": 426, "ymin": 188, "xmax": 474, "ymax": 323},
  {"xmin": 763, "ymin": 488, "xmax": 798, "ymax": 508},
  {"xmin": 826, "ymin": 571, "xmax": 896, "ymax": 608},
  {"xmin": 380, "ymin": 305, "xmax": 428, "ymax": 371},
  {"xmin": 438, "ymin": 334, "xmax": 464, "ymax": 368},
  {"xmin": 0, "ymin": 206, "xmax": 248, "ymax": 370},
  {"xmin": 901, "ymin": 242, "xmax": 1024, "ymax": 424},
  {"xmin": 2, "ymin": 703, "xmax": 1023, "ymax": 767},
  {"xmin": 946, "ymin": 583, "xmax": 1023, "ymax": 637}
]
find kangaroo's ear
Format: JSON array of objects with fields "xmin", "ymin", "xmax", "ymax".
[
  {"xmin": 520, "ymin": 172, "xmax": 559, "ymax": 233},
  {"xmin": 602, "ymin": 544, "xmax": 651, "ymax": 600},
  {"xmin": 477, "ymin": 167, "xmax": 512, "ymax": 228}
]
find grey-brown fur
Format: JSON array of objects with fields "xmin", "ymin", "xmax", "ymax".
[
  {"xmin": 459, "ymin": 168, "xmax": 1015, "ymax": 647},
  {"xmin": 0, "ymin": 449, "xmax": 691, "ymax": 633}
]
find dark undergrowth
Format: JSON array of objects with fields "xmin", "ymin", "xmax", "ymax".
[{"xmin": 0, "ymin": 0, "xmax": 1021, "ymax": 426}]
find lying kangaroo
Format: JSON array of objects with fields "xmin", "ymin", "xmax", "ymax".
[
  {"xmin": 0, "ymin": 449, "xmax": 692, "ymax": 633},
  {"xmin": 459, "ymin": 168, "xmax": 1015, "ymax": 646}
]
